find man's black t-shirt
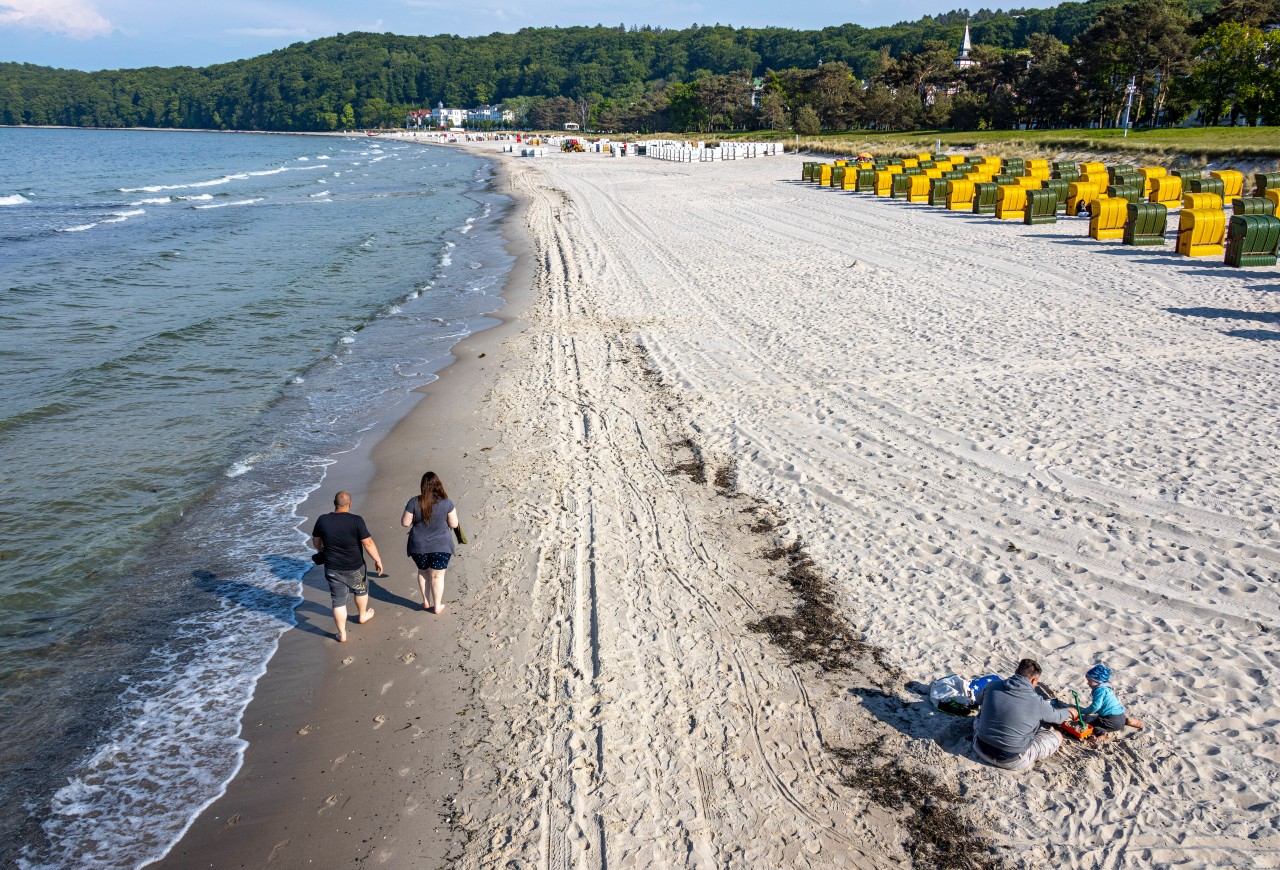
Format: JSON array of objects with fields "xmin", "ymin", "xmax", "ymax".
[{"xmin": 312, "ymin": 512, "xmax": 371, "ymax": 571}]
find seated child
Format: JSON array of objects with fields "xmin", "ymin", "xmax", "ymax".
[{"xmin": 1078, "ymin": 664, "xmax": 1143, "ymax": 739}]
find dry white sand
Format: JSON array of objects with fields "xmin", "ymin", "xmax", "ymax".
[{"xmin": 384, "ymin": 138, "xmax": 1280, "ymax": 868}]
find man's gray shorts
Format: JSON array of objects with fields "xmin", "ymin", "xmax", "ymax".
[
  {"xmin": 324, "ymin": 565, "xmax": 368, "ymax": 608},
  {"xmin": 973, "ymin": 728, "xmax": 1063, "ymax": 771}
]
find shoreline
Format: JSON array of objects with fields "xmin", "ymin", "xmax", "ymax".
[{"xmin": 152, "ymin": 152, "xmax": 536, "ymax": 868}]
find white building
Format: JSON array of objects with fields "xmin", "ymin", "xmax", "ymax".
[
  {"xmin": 429, "ymin": 102, "xmax": 467, "ymax": 128},
  {"xmin": 467, "ymin": 104, "xmax": 513, "ymax": 125}
]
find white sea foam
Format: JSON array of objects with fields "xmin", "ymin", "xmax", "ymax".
[
  {"xmin": 120, "ymin": 174, "xmax": 247, "ymax": 193},
  {"xmin": 109, "ymin": 208, "xmax": 145, "ymax": 219},
  {"xmin": 296, "ymin": 156, "xmax": 309, "ymax": 161},
  {"xmin": 247, "ymin": 168, "xmax": 288, "ymax": 177},
  {"xmin": 0, "ymin": 193, "xmax": 32, "ymax": 206},
  {"xmin": 340, "ymin": 335, "xmax": 356, "ymax": 345},
  {"xmin": 309, "ymin": 191, "xmax": 330, "ymax": 198},
  {"xmin": 58, "ymin": 223, "xmax": 98, "ymax": 233},
  {"xmin": 131, "ymin": 197, "xmax": 171, "ymax": 206},
  {"xmin": 174, "ymin": 194, "xmax": 214, "ymax": 202},
  {"xmin": 288, "ymin": 375, "xmax": 304, "ymax": 385},
  {"xmin": 20, "ymin": 561, "xmax": 305, "ymax": 870},
  {"xmin": 194, "ymin": 198, "xmax": 263, "ymax": 210},
  {"xmin": 225, "ymin": 459, "xmax": 253, "ymax": 478}
]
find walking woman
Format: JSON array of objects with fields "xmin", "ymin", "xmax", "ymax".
[{"xmin": 402, "ymin": 471, "xmax": 460, "ymax": 614}]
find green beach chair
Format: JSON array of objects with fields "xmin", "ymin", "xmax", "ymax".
[
  {"xmin": 1024, "ymin": 189, "xmax": 1057, "ymax": 225},
  {"xmin": 1224, "ymin": 214, "xmax": 1280, "ymax": 267},
  {"xmin": 1123, "ymin": 202, "xmax": 1168, "ymax": 246}
]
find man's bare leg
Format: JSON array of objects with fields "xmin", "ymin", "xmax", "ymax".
[
  {"xmin": 354, "ymin": 594, "xmax": 375, "ymax": 624},
  {"xmin": 332, "ymin": 605, "xmax": 349, "ymax": 642}
]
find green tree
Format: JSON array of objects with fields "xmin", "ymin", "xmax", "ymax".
[
  {"xmin": 1073, "ymin": 0, "xmax": 1194, "ymax": 127},
  {"xmin": 1189, "ymin": 23, "xmax": 1280, "ymax": 124},
  {"xmin": 792, "ymin": 104, "xmax": 820, "ymax": 134}
]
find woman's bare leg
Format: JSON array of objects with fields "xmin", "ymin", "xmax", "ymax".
[
  {"xmin": 417, "ymin": 570, "xmax": 431, "ymax": 610},
  {"xmin": 430, "ymin": 569, "xmax": 447, "ymax": 614}
]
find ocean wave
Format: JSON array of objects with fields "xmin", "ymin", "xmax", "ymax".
[
  {"xmin": 120, "ymin": 174, "xmax": 248, "ymax": 193},
  {"xmin": 309, "ymin": 191, "xmax": 330, "ymax": 198},
  {"xmin": 194, "ymin": 198, "xmax": 263, "ymax": 210},
  {"xmin": 20, "ymin": 560, "xmax": 306, "ymax": 870},
  {"xmin": 0, "ymin": 194, "xmax": 32, "ymax": 206},
  {"xmin": 174, "ymin": 194, "xmax": 214, "ymax": 202},
  {"xmin": 247, "ymin": 168, "xmax": 288, "ymax": 177},
  {"xmin": 224, "ymin": 458, "xmax": 254, "ymax": 478},
  {"xmin": 58, "ymin": 223, "xmax": 98, "ymax": 233},
  {"xmin": 130, "ymin": 197, "xmax": 171, "ymax": 206}
]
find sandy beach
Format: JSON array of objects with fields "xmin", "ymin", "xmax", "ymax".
[{"xmin": 162, "ymin": 142, "xmax": 1280, "ymax": 869}]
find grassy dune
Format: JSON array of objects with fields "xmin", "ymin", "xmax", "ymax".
[{"xmin": 698, "ymin": 127, "xmax": 1280, "ymax": 164}]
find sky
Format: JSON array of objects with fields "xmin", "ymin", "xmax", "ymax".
[{"xmin": 0, "ymin": 0, "xmax": 1058, "ymax": 72}]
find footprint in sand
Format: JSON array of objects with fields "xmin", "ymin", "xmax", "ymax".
[
  {"xmin": 317, "ymin": 794, "xmax": 338, "ymax": 815},
  {"xmin": 380, "ymin": 680, "xmax": 394, "ymax": 695},
  {"xmin": 331, "ymin": 752, "xmax": 348, "ymax": 770},
  {"xmin": 219, "ymin": 813, "xmax": 241, "ymax": 831},
  {"xmin": 267, "ymin": 839, "xmax": 290, "ymax": 863},
  {"xmin": 297, "ymin": 724, "xmax": 313, "ymax": 736},
  {"xmin": 373, "ymin": 715, "xmax": 387, "ymax": 730},
  {"xmin": 401, "ymin": 651, "xmax": 417, "ymax": 665},
  {"xmin": 340, "ymin": 656, "xmax": 355, "ymax": 667}
]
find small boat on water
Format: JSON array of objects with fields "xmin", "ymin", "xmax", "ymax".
[{"xmin": 366, "ymin": 130, "xmax": 381, "ymax": 137}]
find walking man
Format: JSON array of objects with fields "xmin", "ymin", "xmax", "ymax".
[{"xmin": 311, "ymin": 490, "xmax": 383, "ymax": 642}]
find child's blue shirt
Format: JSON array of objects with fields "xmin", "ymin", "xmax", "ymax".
[{"xmin": 1081, "ymin": 684, "xmax": 1124, "ymax": 717}]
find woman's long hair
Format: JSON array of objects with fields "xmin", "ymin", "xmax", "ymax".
[{"xmin": 417, "ymin": 471, "xmax": 448, "ymax": 526}]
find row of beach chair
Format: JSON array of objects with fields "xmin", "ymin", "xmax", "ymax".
[{"xmin": 801, "ymin": 154, "xmax": 1280, "ymax": 267}]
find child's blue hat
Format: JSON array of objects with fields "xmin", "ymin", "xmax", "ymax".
[{"xmin": 1086, "ymin": 664, "xmax": 1111, "ymax": 684}]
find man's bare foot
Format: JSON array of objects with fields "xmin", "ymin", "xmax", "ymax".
[
  {"xmin": 336, "ymin": 632, "xmax": 348, "ymax": 643},
  {"xmin": 1127, "ymin": 718, "xmax": 1144, "ymax": 731},
  {"xmin": 422, "ymin": 602, "xmax": 432, "ymax": 612},
  {"xmin": 433, "ymin": 604, "xmax": 446, "ymax": 615},
  {"xmin": 357, "ymin": 608, "xmax": 376, "ymax": 624}
]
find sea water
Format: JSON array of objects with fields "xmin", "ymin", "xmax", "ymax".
[{"xmin": 0, "ymin": 128, "xmax": 513, "ymax": 867}]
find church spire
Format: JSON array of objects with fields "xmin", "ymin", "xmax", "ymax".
[{"xmin": 955, "ymin": 22, "xmax": 978, "ymax": 68}]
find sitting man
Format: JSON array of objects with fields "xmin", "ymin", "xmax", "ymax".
[{"xmin": 972, "ymin": 658, "xmax": 1072, "ymax": 771}]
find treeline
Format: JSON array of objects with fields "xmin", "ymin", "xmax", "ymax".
[{"xmin": 0, "ymin": 0, "xmax": 1275, "ymax": 133}]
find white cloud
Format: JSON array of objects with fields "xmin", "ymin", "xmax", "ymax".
[{"xmin": 0, "ymin": 0, "xmax": 113, "ymax": 38}]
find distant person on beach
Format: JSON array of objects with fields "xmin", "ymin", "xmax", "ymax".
[
  {"xmin": 1072, "ymin": 663, "xmax": 1144, "ymax": 741},
  {"xmin": 402, "ymin": 471, "xmax": 459, "ymax": 615},
  {"xmin": 311, "ymin": 491, "xmax": 383, "ymax": 642},
  {"xmin": 972, "ymin": 658, "xmax": 1072, "ymax": 771}
]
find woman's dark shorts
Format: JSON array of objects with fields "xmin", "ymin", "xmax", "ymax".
[
  {"xmin": 324, "ymin": 565, "xmax": 368, "ymax": 608},
  {"xmin": 411, "ymin": 552, "xmax": 451, "ymax": 571}
]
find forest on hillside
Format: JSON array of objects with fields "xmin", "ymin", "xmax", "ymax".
[{"xmin": 0, "ymin": 0, "xmax": 1276, "ymax": 133}]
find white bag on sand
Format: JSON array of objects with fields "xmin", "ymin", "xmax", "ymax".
[
  {"xmin": 929, "ymin": 675, "xmax": 973, "ymax": 709},
  {"xmin": 929, "ymin": 674, "xmax": 1001, "ymax": 714}
]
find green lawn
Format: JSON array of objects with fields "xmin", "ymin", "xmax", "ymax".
[{"xmin": 702, "ymin": 127, "xmax": 1280, "ymax": 161}]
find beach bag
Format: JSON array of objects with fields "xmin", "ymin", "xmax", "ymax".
[{"xmin": 930, "ymin": 674, "xmax": 1000, "ymax": 717}]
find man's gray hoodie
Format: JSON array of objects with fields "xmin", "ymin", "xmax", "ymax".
[{"xmin": 973, "ymin": 675, "xmax": 1071, "ymax": 761}]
